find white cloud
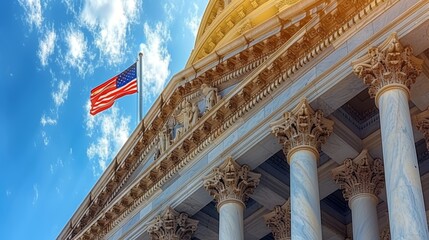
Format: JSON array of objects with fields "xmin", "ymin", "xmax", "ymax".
[
  {"xmin": 163, "ymin": 2, "xmax": 176, "ymax": 22},
  {"xmin": 49, "ymin": 158, "xmax": 63, "ymax": 174},
  {"xmin": 80, "ymin": 0, "xmax": 140, "ymax": 65},
  {"xmin": 18, "ymin": 0, "xmax": 43, "ymax": 29},
  {"xmin": 32, "ymin": 184, "xmax": 39, "ymax": 205},
  {"xmin": 39, "ymin": 80, "xmax": 70, "ymax": 145},
  {"xmin": 62, "ymin": 0, "xmax": 77, "ymax": 15},
  {"xmin": 139, "ymin": 22, "xmax": 171, "ymax": 99},
  {"xmin": 52, "ymin": 80, "xmax": 71, "ymax": 108},
  {"xmin": 185, "ymin": 3, "xmax": 201, "ymax": 38},
  {"xmin": 38, "ymin": 29, "xmax": 56, "ymax": 66},
  {"xmin": 41, "ymin": 131, "xmax": 49, "ymax": 146},
  {"xmin": 40, "ymin": 114, "xmax": 57, "ymax": 126},
  {"xmin": 85, "ymin": 102, "xmax": 131, "ymax": 176},
  {"xmin": 65, "ymin": 28, "xmax": 90, "ymax": 76}
]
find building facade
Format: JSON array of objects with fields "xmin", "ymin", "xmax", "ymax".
[{"xmin": 59, "ymin": 0, "xmax": 429, "ymax": 239}]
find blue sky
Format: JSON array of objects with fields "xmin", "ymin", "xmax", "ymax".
[{"xmin": 0, "ymin": 0, "xmax": 207, "ymax": 239}]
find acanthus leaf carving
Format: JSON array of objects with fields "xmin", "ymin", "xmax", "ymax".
[
  {"xmin": 332, "ymin": 150, "xmax": 385, "ymax": 201},
  {"xmin": 203, "ymin": 157, "xmax": 261, "ymax": 208},
  {"xmin": 414, "ymin": 108, "xmax": 429, "ymax": 150},
  {"xmin": 270, "ymin": 98, "xmax": 333, "ymax": 159},
  {"xmin": 264, "ymin": 199, "xmax": 291, "ymax": 240},
  {"xmin": 352, "ymin": 33, "xmax": 423, "ymax": 100},
  {"xmin": 147, "ymin": 207, "xmax": 198, "ymax": 240}
]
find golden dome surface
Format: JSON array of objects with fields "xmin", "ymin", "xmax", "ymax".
[{"xmin": 187, "ymin": 0, "xmax": 301, "ymax": 66}]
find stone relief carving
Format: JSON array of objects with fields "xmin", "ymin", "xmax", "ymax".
[
  {"xmin": 173, "ymin": 100, "xmax": 200, "ymax": 142},
  {"xmin": 352, "ymin": 33, "xmax": 423, "ymax": 100},
  {"xmin": 204, "ymin": 157, "xmax": 261, "ymax": 208},
  {"xmin": 270, "ymin": 98, "xmax": 334, "ymax": 159},
  {"xmin": 201, "ymin": 83, "xmax": 221, "ymax": 112},
  {"xmin": 155, "ymin": 125, "xmax": 172, "ymax": 159},
  {"xmin": 147, "ymin": 207, "xmax": 198, "ymax": 240},
  {"xmin": 332, "ymin": 149, "xmax": 385, "ymax": 200},
  {"xmin": 264, "ymin": 199, "xmax": 291, "ymax": 240}
]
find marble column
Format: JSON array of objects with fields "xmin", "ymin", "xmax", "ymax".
[
  {"xmin": 353, "ymin": 32, "xmax": 428, "ymax": 239},
  {"xmin": 332, "ymin": 150, "xmax": 385, "ymax": 240},
  {"xmin": 264, "ymin": 199, "xmax": 291, "ymax": 240},
  {"xmin": 414, "ymin": 108, "xmax": 429, "ymax": 150},
  {"xmin": 271, "ymin": 99, "xmax": 334, "ymax": 240},
  {"xmin": 147, "ymin": 207, "xmax": 198, "ymax": 240},
  {"xmin": 204, "ymin": 157, "xmax": 261, "ymax": 240}
]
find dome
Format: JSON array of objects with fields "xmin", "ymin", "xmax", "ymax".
[{"xmin": 187, "ymin": 0, "xmax": 301, "ymax": 66}]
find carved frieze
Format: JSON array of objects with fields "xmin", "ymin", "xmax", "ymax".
[
  {"xmin": 201, "ymin": 84, "xmax": 221, "ymax": 112},
  {"xmin": 352, "ymin": 33, "xmax": 423, "ymax": 101},
  {"xmin": 332, "ymin": 150, "xmax": 384, "ymax": 201},
  {"xmin": 147, "ymin": 207, "xmax": 198, "ymax": 240},
  {"xmin": 264, "ymin": 199, "xmax": 291, "ymax": 240},
  {"xmin": 204, "ymin": 157, "xmax": 261, "ymax": 208},
  {"xmin": 270, "ymin": 99, "xmax": 334, "ymax": 160}
]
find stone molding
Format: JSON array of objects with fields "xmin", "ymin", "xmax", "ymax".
[
  {"xmin": 264, "ymin": 199, "xmax": 291, "ymax": 240},
  {"xmin": 414, "ymin": 108, "xmax": 429, "ymax": 150},
  {"xmin": 332, "ymin": 149, "xmax": 384, "ymax": 201},
  {"xmin": 61, "ymin": 0, "xmax": 390, "ymax": 238},
  {"xmin": 204, "ymin": 157, "xmax": 261, "ymax": 209},
  {"xmin": 147, "ymin": 207, "xmax": 198, "ymax": 240},
  {"xmin": 352, "ymin": 32, "xmax": 423, "ymax": 104},
  {"xmin": 271, "ymin": 98, "xmax": 334, "ymax": 161}
]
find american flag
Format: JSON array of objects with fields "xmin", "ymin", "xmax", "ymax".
[{"xmin": 90, "ymin": 63, "xmax": 138, "ymax": 115}]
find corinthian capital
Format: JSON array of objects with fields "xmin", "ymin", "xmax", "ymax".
[
  {"xmin": 332, "ymin": 150, "xmax": 385, "ymax": 201},
  {"xmin": 147, "ymin": 207, "xmax": 198, "ymax": 240},
  {"xmin": 264, "ymin": 199, "xmax": 291, "ymax": 240},
  {"xmin": 204, "ymin": 157, "xmax": 261, "ymax": 209},
  {"xmin": 352, "ymin": 32, "xmax": 423, "ymax": 101},
  {"xmin": 270, "ymin": 98, "xmax": 334, "ymax": 160},
  {"xmin": 414, "ymin": 108, "xmax": 429, "ymax": 150}
]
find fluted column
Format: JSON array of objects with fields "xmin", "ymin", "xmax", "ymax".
[
  {"xmin": 353, "ymin": 32, "xmax": 428, "ymax": 239},
  {"xmin": 264, "ymin": 199, "xmax": 291, "ymax": 240},
  {"xmin": 147, "ymin": 207, "xmax": 198, "ymax": 240},
  {"xmin": 332, "ymin": 150, "xmax": 385, "ymax": 240},
  {"xmin": 271, "ymin": 99, "xmax": 333, "ymax": 240},
  {"xmin": 414, "ymin": 108, "xmax": 429, "ymax": 150},
  {"xmin": 204, "ymin": 157, "xmax": 261, "ymax": 240}
]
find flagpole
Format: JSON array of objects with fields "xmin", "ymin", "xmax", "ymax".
[{"xmin": 138, "ymin": 52, "xmax": 144, "ymax": 122}]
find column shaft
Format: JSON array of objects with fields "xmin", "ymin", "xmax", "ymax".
[
  {"xmin": 349, "ymin": 194, "xmax": 379, "ymax": 240},
  {"xmin": 219, "ymin": 201, "xmax": 244, "ymax": 240},
  {"xmin": 378, "ymin": 88, "xmax": 428, "ymax": 239},
  {"xmin": 290, "ymin": 148, "xmax": 322, "ymax": 240}
]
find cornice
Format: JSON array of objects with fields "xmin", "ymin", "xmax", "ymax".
[{"xmin": 62, "ymin": 0, "xmax": 390, "ymax": 239}]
